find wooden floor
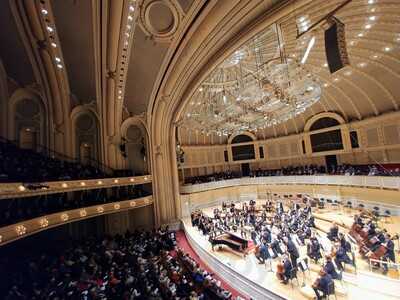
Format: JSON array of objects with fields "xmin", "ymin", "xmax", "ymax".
[{"xmin": 183, "ymin": 204, "xmax": 400, "ymax": 300}]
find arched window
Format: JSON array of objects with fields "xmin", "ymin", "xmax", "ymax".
[
  {"xmin": 230, "ymin": 134, "xmax": 255, "ymax": 161},
  {"xmin": 309, "ymin": 117, "xmax": 343, "ymax": 152},
  {"xmin": 125, "ymin": 124, "xmax": 148, "ymax": 175},
  {"xmin": 14, "ymin": 98, "xmax": 45, "ymax": 150},
  {"xmin": 75, "ymin": 112, "xmax": 99, "ymax": 163},
  {"xmin": 309, "ymin": 117, "xmax": 340, "ymax": 131}
]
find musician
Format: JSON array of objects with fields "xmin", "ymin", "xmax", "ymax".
[
  {"xmin": 280, "ymin": 255, "xmax": 293, "ymax": 284},
  {"xmin": 382, "ymin": 233, "xmax": 395, "ymax": 275},
  {"xmin": 312, "ymin": 269, "xmax": 334, "ymax": 300},
  {"xmin": 306, "ymin": 215, "xmax": 316, "ymax": 228},
  {"xmin": 256, "ymin": 242, "xmax": 270, "ymax": 264},
  {"xmin": 327, "ymin": 222, "xmax": 339, "ymax": 241},
  {"xmin": 334, "ymin": 242, "xmax": 353, "ymax": 271},
  {"xmin": 284, "ymin": 237, "xmax": 299, "ymax": 268},
  {"xmin": 307, "ymin": 236, "xmax": 322, "ymax": 263},
  {"xmin": 354, "ymin": 214, "xmax": 364, "ymax": 226},
  {"xmin": 338, "ymin": 233, "xmax": 352, "ymax": 253},
  {"xmin": 324, "ymin": 255, "xmax": 341, "ymax": 280}
]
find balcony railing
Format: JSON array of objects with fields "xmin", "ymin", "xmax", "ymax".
[
  {"xmin": 180, "ymin": 175, "xmax": 400, "ymax": 194},
  {"xmin": 0, "ymin": 175, "xmax": 152, "ymax": 199},
  {"xmin": 0, "ymin": 196, "xmax": 153, "ymax": 246}
]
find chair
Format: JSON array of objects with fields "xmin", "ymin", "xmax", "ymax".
[
  {"xmin": 383, "ymin": 210, "xmax": 391, "ymax": 223},
  {"xmin": 358, "ymin": 203, "xmax": 365, "ymax": 210},
  {"xmin": 326, "ymin": 280, "xmax": 337, "ymax": 300},
  {"xmin": 373, "ymin": 206, "xmax": 380, "ymax": 218}
]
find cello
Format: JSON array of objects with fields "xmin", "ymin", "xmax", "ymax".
[{"xmin": 276, "ymin": 261, "xmax": 285, "ymax": 281}]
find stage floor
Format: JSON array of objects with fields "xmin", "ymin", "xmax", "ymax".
[{"xmin": 182, "ymin": 203, "xmax": 400, "ymax": 300}]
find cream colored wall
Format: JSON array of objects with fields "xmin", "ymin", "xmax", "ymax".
[
  {"xmin": 180, "ymin": 184, "xmax": 400, "ymax": 218},
  {"xmin": 179, "ymin": 111, "xmax": 400, "ymax": 176}
]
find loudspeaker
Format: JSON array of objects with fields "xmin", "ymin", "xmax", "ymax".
[{"xmin": 324, "ymin": 17, "xmax": 349, "ymax": 73}]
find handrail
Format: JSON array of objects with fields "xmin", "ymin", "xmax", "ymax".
[
  {"xmin": 180, "ymin": 175, "xmax": 400, "ymax": 194},
  {"xmin": 0, "ymin": 196, "xmax": 153, "ymax": 246},
  {"xmin": 0, "ymin": 136, "xmax": 114, "ymax": 174},
  {"xmin": 0, "ymin": 175, "xmax": 152, "ymax": 199}
]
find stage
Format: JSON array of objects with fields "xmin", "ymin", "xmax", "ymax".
[{"xmin": 181, "ymin": 202, "xmax": 400, "ymax": 300}]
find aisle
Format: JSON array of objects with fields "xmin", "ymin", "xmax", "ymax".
[{"xmin": 175, "ymin": 230, "xmax": 246, "ymax": 299}]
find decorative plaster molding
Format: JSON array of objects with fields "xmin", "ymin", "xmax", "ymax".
[{"xmin": 137, "ymin": 0, "xmax": 183, "ymax": 43}]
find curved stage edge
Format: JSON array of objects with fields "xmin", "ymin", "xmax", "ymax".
[
  {"xmin": 182, "ymin": 219, "xmax": 286, "ymax": 300},
  {"xmin": 181, "ymin": 216, "xmax": 400, "ymax": 300}
]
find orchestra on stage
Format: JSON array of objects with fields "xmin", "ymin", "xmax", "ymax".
[{"xmin": 190, "ymin": 196, "xmax": 398, "ymax": 299}]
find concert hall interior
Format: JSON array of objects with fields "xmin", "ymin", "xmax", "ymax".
[{"xmin": 0, "ymin": 0, "xmax": 400, "ymax": 299}]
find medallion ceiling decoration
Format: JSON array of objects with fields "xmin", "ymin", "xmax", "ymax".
[{"xmin": 181, "ymin": 24, "xmax": 322, "ymax": 136}]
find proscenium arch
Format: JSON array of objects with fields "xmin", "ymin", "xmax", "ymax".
[
  {"xmin": 149, "ymin": 1, "xmax": 299, "ymax": 225},
  {"xmin": 304, "ymin": 112, "xmax": 346, "ymax": 132}
]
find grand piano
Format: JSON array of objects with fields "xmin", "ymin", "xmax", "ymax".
[{"xmin": 210, "ymin": 232, "xmax": 249, "ymax": 253}]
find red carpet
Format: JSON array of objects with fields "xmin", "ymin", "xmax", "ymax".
[{"xmin": 175, "ymin": 230, "xmax": 247, "ymax": 299}]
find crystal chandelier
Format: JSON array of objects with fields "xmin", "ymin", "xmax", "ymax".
[{"xmin": 182, "ymin": 23, "xmax": 321, "ymax": 136}]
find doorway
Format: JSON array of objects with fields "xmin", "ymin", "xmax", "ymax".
[
  {"xmin": 241, "ymin": 163, "xmax": 250, "ymax": 177},
  {"xmin": 325, "ymin": 155, "xmax": 338, "ymax": 173}
]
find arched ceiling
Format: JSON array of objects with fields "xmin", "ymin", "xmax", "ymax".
[
  {"xmin": 0, "ymin": 1, "xmax": 35, "ymax": 86},
  {"xmin": 178, "ymin": 0, "xmax": 400, "ymax": 144},
  {"xmin": 0, "ymin": 0, "xmax": 398, "ymax": 151},
  {"xmin": 51, "ymin": 0, "xmax": 97, "ymax": 104}
]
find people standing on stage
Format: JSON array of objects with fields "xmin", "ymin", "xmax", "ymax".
[
  {"xmin": 284, "ymin": 237, "xmax": 299, "ymax": 268},
  {"xmin": 382, "ymin": 233, "xmax": 396, "ymax": 275}
]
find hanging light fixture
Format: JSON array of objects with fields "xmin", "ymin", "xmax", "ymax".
[{"xmin": 183, "ymin": 23, "xmax": 321, "ymax": 136}]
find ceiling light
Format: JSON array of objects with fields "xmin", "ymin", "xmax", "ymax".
[
  {"xmin": 301, "ymin": 36, "xmax": 315, "ymax": 64},
  {"xmin": 223, "ymin": 94, "xmax": 227, "ymax": 103},
  {"xmin": 57, "ymin": 64, "xmax": 63, "ymax": 69},
  {"xmin": 129, "ymin": 5, "xmax": 134, "ymax": 12},
  {"xmin": 199, "ymin": 87, "xmax": 203, "ymax": 92},
  {"xmin": 334, "ymin": 78, "xmax": 339, "ymax": 82},
  {"xmin": 357, "ymin": 33, "xmax": 364, "ymax": 37},
  {"xmin": 80, "ymin": 182, "xmax": 86, "ymax": 186},
  {"xmin": 323, "ymin": 83, "xmax": 329, "ymax": 87},
  {"xmin": 368, "ymin": 0, "xmax": 374, "ymax": 4},
  {"xmin": 384, "ymin": 47, "xmax": 391, "ymax": 52},
  {"xmin": 127, "ymin": 24, "xmax": 131, "ymax": 30},
  {"xmin": 365, "ymin": 24, "xmax": 372, "ymax": 29},
  {"xmin": 41, "ymin": 9, "xmax": 48, "ymax": 15},
  {"xmin": 128, "ymin": 15, "xmax": 133, "ymax": 21},
  {"xmin": 323, "ymin": 63, "xmax": 328, "ymax": 67},
  {"xmin": 55, "ymin": 57, "xmax": 61, "ymax": 62},
  {"xmin": 371, "ymin": 54, "xmax": 379, "ymax": 59},
  {"xmin": 46, "ymin": 26, "xmax": 53, "ymax": 33},
  {"xmin": 350, "ymin": 41, "xmax": 355, "ymax": 46},
  {"xmin": 369, "ymin": 16, "xmax": 376, "ymax": 21},
  {"xmin": 358, "ymin": 62, "xmax": 367, "ymax": 67},
  {"xmin": 51, "ymin": 42, "xmax": 57, "ymax": 48},
  {"xmin": 344, "ymin": 71, "xmax": 352, "ymax": 76},
  {"xmin": 18, "ymin": 185, "xmax": 26, "ymax": 192},
  {"xmin": 118, "ymin": 90, "xmax": 122, "ymax": 94}
]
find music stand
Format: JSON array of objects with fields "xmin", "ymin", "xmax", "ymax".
[{"xmin": 297, "ymin": 257, "xmax": 309, "ymax": 287}]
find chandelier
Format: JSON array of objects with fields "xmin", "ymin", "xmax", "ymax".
[{"xmin": 182, "ymin": 24, "xmax": 321, "ymax": 136}]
